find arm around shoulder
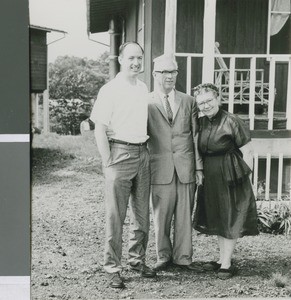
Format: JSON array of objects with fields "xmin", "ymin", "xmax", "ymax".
[
  {"xmin": 240, "ymin": 141, "xmax": 254, "ymax": 171},
  {"xmin": 94, "ymin": 121, "xmax": 111, "ymax": 167}
]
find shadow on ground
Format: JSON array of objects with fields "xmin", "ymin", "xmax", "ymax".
[{"xmin": 32, "ymin": 148, "xmax": 76, "ymax": 184}]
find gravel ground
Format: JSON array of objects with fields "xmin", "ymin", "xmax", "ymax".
[{"xmin": 31, "ymin": 134, "xmax": 291, "ymax": 299}]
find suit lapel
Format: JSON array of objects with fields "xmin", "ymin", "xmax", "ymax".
[{"xmin": 173, "ymin": 90, "xmax": 182, "ymax": 123}]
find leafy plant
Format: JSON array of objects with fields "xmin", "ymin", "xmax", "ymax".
[
  {"xmin": 49, "ymin": 54, "xmax": 109, "ymax": 101},
  {"xmin": 49, "ymin": 99, "xmax": 91, "ymax": 135},
  {"xmin": 257, "ymin": 203, "xmax": 291, "ymax": 236},
  {"xmin": 48, "ymin": 54, "xmax": 109, "ymax": 135}
]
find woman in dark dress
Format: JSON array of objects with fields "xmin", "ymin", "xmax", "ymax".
[{"xmin": 193, "ymin": 83, "xmax": 259, "ymax": 279}]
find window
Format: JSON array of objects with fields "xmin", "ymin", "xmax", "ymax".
[{"xmin": 267, "ymin": 0, "xmax": 291, "ymax": 55}]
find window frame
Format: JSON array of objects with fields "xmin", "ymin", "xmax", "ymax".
[{"xmin": 267, "ymin": 0, "xmax": 291, "ymax": 59}]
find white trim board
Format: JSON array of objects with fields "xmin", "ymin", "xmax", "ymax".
[
  {"xmin": 0, "ymin": 277, "xmax": 30, "ymax": 300},
  {"xmin": 0, "ymin": 276, "xmax": 30, "ymax": 284},
  {"xmin": 0, "ymin": 135, "xmax": 30, "ymax": 143}
]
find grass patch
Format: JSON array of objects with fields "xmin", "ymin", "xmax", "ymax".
[
  {"xmin": 32, "ymin": 132, "xmax": 103, "ymax": 184},
  {"xmin": 32, "ymin": 132, "xmax": 98, "ymax": 159},
  {"xmin": 272, "ymin": 272, "xmax": 290, "ymax": 288}
]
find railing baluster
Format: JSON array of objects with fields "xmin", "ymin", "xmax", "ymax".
[
  {"xmin": 289, "ymin": 163, "xmax": 291, "ymax": 208},
  {"xmin": 286, "ymin": 58, "xmax": 291, "ymax": 129},
  {"xmin": 260, "ymin": 70, "xmax": 264, "ymax": 105},
  {"xmin": 268, "ymin": 58, "xmax": 276, "ymax": 130},
  {"xmin": 228, "ymin": 57, "xmax": 235, "ymax": 113},
  {"xmin": 266, "ymin": 153, "xmax": 271, "ymax": 204},
  {"xmin": 277, "ymin": 153, "xmax": 283, "ymax": 200},
  {"xmin": 253, "ymin": 152, "xmax": 259, "ymax": 199},
  {"xmin": 186, "ymin": 56, "xmax": 191, "ymax": 95},
  {"xmin": 249, "ymin": 57, "xmax": 256, "ymax": 130}
]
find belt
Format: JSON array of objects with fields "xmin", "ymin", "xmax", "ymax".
[{"xmin": 109, "ymin": 138, "xmax": 147, "ymax": 146}]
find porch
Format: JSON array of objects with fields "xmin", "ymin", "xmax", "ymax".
[
  {"xmin": 175, "ymin": 52, "xmax": 291, "ymax": 131},
  {"xmin": 174, "ymin": 51, "xmax": 291, "ymax": 201}
]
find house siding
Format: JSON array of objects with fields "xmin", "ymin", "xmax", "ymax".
[
  {"xmin": 215, "ymin": 0, "xmax": 268, "ymax": 56},
  {"xmin": 125, "ymin": 1, "xmax": 137, "ymax": 41},
  {"xmin": 30, "ymin": 29, "xmax": 47, "ymax": 93},
  {"xmin": 176, "ymin": 0, "xmax": 204, "ymax": 92},
  {"xmin": 149, "ymin": 0, "xmax": 166, "ymax": 90}
]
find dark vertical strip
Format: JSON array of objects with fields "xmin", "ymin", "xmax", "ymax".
[
  {"xmin": 0, "ymin": 0, "xmax": 30, "ymax": 276},
  {"xmin": 0, "ymin": 0, "xmax": 30, "ymax": 134},
  {"xmin": 0, "ymin": 143, "xmax": 30, "ymax": 275}
]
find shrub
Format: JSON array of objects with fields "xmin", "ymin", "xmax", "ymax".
[
  {"xmin": 49, "ymin": 99, "xmax": 91, "ymax": 135},
  {"xmin": 257, "ymin": 203, "xmax": 291, "ymax": 236}
]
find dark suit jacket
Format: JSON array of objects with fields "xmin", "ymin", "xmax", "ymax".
[{"xmin": 147, "ymin": 90, "xmax": 203, "ymax": 184}]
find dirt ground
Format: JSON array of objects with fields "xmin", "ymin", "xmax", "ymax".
[{"xmin": 31, "ymin": 134, "xmax": 291, "ymax": 300}]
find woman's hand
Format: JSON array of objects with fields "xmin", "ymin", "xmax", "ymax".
[{"xmin": 196, "ymin": 170, "xmax": 204, "ymax": 185}]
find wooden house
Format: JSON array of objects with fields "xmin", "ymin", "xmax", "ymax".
[
  {"xmin": 87, "ymin": 0, "xmax": 291, "ymax": 202},
  {"xmin": 29, "ymin": 25, "xmax": 66, "ymax": 132},
  {"xmin": 30, "ymin": 25, "xmax": 49, "ymax": 93}
]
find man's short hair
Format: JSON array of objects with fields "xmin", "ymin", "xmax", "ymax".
[
  {"xmin": 153, "ymin": 54, "xmax": 178, "ymax": 71},
  {"xmin": 119, "ymin": 42, "xmax": 144, "ymax": 56}
]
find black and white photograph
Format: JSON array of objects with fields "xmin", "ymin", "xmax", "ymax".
[{"xmin": 28, "ymin": 0, "xmax": 291, "ymax": 299}]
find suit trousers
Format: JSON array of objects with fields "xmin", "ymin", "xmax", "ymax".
[
  {"xmin": 103, "ymin": 143, "xmax": 150, "ymax": 273},
  {"xmin": 151, "ymin": 171, "xmax": 195, "ymax": 265}
]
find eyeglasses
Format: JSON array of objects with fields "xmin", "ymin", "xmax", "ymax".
[
  {"xmin": 155, "ymin": 70, "xmax": 179, "ymax": 76},
  {"xmin": 197, "ymin": 98, "xmax": 215, "ymax": 108}
]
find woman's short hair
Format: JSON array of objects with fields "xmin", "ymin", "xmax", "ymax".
[
  {"xmin": 119, "ymin": 41, "xmax": 144, "ymax": 56},
  {"xmin": 193, "ymin": 83, "xmax": 219, "ymax": 99}
]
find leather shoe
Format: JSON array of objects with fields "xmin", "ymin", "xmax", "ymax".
[
  {"xmin": 217, "ymin": 266, "xmax": 236, "ymax": 279},
  {"xmin": 106, "ymin": 272, "xmax": 125, "ymax": 288},
  {"xmin": 154, "ymin": 260, "xmax": 172, "ymax": 271},
  {"xmin": 203, "ymin": 261, "xmax": 221, "ymax": 271},
  {"xmin": 175, "ymin": 262, "xmax": 204, "ymax": 272},
  {"xmin": 130, "ymin": 263, "xmax": 156, "ymax": 278}
]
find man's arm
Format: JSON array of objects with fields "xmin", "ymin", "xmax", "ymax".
[{"xmin": 94, "ymin": 121, "xmax": 111, "ymax": 167}]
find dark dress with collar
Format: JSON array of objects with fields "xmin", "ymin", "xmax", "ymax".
[{"xmin": 193, "ymin": 109, "xmax": 259, "ymax": 239}]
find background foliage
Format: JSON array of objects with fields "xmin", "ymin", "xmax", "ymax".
[
  {"xmin": 257, "ymin": 203, "xmax": 291, "ymax": 236},
  {"xmin": 48, "ymin": 53, "xmax": 109, "ymax": 135}
]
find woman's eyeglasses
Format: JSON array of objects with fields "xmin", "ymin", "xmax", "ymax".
[{"xmin": 197, "ymin": 98, "xmax": 215, "ymax": 108}]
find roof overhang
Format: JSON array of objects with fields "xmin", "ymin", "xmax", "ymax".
[
  {"xmin": 29, "ymin": 25, "xmax": 67, "ymax": 34},
  {"xmin": 87, "ymin": 0, "xmax": 129, "ymax": 34}
]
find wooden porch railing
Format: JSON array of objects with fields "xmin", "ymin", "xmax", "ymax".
[
  {"xmin": 175, "ymin": 53, "xmax": 291, "ymax": 130},
  {"xmin": 253, "ymin": 152, "xmax": 291, "ymax": 202},
  {"xmin": 175, "ymin": 52, "xmax": 291, "ymax": 204}
]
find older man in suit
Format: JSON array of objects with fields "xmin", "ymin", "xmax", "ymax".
[{"xmin": 147, "ymin": 54, "xmax": 203, "ymax": 271}]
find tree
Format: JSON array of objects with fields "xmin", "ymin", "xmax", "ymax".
[
  {"xmin": 49, "ymin": 53, "xmax": 109, "ymax": 102},
  {"xmin": 48, "ymin": 53, "xmax": 109, "ymax": 135}
]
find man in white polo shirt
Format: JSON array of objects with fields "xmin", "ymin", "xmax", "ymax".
[{"xmin": 90, "ymin": 42, "xmax": 156, "ymax": 289}]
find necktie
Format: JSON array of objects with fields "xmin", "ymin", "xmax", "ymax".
[{"xmin": 164, "ymin": 95, "xmax": 173, "ymax": 124}]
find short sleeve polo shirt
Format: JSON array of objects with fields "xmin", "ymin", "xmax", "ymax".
[{"xmin": 90, "ymin": 72, "xmax": 149, "ymax": 143}]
